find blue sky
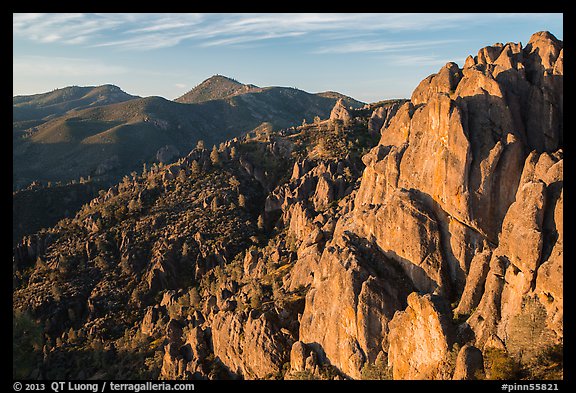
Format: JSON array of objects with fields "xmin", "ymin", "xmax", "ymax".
[{"xmin": 13, "ymin": 13, "xmax": 563, "ymax": 103}]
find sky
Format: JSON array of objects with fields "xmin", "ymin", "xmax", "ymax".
[{"xmin": 13, "ymin": 13, "xmax": 563, "ymax": 103}]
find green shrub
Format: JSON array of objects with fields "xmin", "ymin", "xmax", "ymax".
[
  {"xmin": 189, "ymin": 287, "xmax": 201, "ymax": 309},
  {"xmin": 523, "ymin": 344, "xmax": 563, "ymax": 380},
  {"xmin": 447, "ymin": 343, "xmax": 462, "ymax": 376},
  {"xmin": 13, "ymin": 310, "xmax": 43, "ymax": 379},
  {"xmin": 249, "ymin": 283, "xmax": 264, "ymax": 309},
  {"xmin": 361, "ymin": 358, "xmax": 392, "ymax": 380},
  {"xmin": 484, "ymin": 348, "xmax": 520, "ymax": 380},
  {"xmin": 291, "ymin": 370, "xmax": 317, "ymax": 380},
  {"xmin": 285, "ymin": 234, "xmax": 298, "ymax": 253},
  {"xmin": 318, "ymin": 364, "xmax": 342, "ymax": 380}
]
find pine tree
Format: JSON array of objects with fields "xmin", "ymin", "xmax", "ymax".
[
  {"xmin": 190, "ymin": 160, "xmax": 201, "ymax": 176},
  {"xmin": 177, "ymin": 169, "xmax": 187, "ymax": 183},
  {"xmin": 182, "ymin": 242, "xmax": 190, "ymax": 257},
  {"xmin": 13, "ymin": 311, "xmax": 43, "ymax": 379},
  {"xmin": 333, "ymin": 120, "xmax": 341, "ymax": 134},
  {"xmin": 128, "ymin": 198, "xmax": 142, "ymax": 212},
  {"xmin": 250, "ymin": 283, "xmax": 263, "ymax": 309},
  {"xmin": 210, "ymin": 145, "xmax": 220, "ymax": 165},
  {"xmin": 228, "ymin": 176, "xmax": 240, "ymax": 188},
  {"xmin": 189, "ymin": 287, "xmax": 200, "ymax": 309},
  {"xmin": 238, "ymin": 194, "xmax": 247, "ymax": 208},
  {"xmin": 203, "ymin": 158, "xmax": 212, "ymax": 171}
]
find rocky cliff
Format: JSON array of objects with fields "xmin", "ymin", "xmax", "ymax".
[{"xmin": 293, "ymin": 30, "xmax": 563, "ymax": 380}]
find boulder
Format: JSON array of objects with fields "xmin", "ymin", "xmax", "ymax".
[
  {"xmin": 368, "ymin": 106, "xmax": 386, "ymax": 133},
  {"xmin": 452, "ymin": 344, "xmax": 484, "ymax": 380},
  {"xmin": 411, "ymin": 62, "xmax": 463, "ymax": 106},
  {"xmin": 454, "ymin": 246, "xmax": 492, "ymax": 316},
  {"xmin": 156, "ymin": 145, "xmax": 180, "ymax": 164},
  {"xmin": 211, "ymin": 311, "xmax": 291, "ymax": 379},
  {"xmin": 289, "ymin": 341, "xmax": 308, "ymax": 372},
  {"xmin": 354, "ymin": 188, "xmax": 451, "ymax": 296},
  {"xmin": 387, "ymin": 293, "xmax": 454, "ymax": 380},
  {"xmin": 312, "ymin": 174, "xmax": 334, "ymax": 211},
  {"xmin": 329, "ymin": 98, "xmax": 351, "ymax": 123},
  {"xmin": 243, "ymin": 249, "xmax": 260, "ymax": 276},
  {"xmin": 141, "ymin": 306, "xmax": 160, "ymax": 336}
]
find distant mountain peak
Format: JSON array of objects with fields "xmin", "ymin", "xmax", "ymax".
[
  {"xmin": 315, "ymin": 91, "xmax": 365, "ymax": 108},
  {"xmin": 175, "ymin": 75, "xmax": 260, "ymax": 104},
  {"xmin": 205, "ymin": 74, "xmax": 243, "ymax": 84}
]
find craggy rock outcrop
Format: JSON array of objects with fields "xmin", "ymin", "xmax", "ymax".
[
  {"xmin": 367, "ymin": 101, "xmax": 403, "ymax": 134},
  {"xmin": 210, "ymin": 311, "xmax": 292, "ymax": 379},
  {"xmin": 454, "ymin": 245, "xmax": 492, "ymax": 316},
  {"xmin": 267, "ymin": 159, "xmax": 353, "ymax": 223},
  {"xmin": 159, "ymin": 315, "xmax": 212, "ymax": 380},
  {"xmin": 266, "ymin": 158, "xmax": 358, "ymax": 291},
  {"xmin": 13, "ymin": 233, "xmax": 53, "ymax": 268},
  {"xmin": 329, "ymin": 98, "xmax": 351, "ymax": 123},
  {"xmin": 368, "ymin": 106, "xmax": 387, "ymax": 134},
  {"xmin": 353, "ymin": 188, "xmax": 451, "ymax": 296},
  {"xmin": 411, "ymin": 62, "xmax": 463, "ymax": 106},
  {"xmin": 298, "ymin": 231, "xmax": 413, "ymax": 379},
  {"xmin": 12, "ymin": 31, "xmax": 562, "ymax": 382},
  {"xmin": 467, "ymin": 150, "xmax": 563, "ymax": 361},
  {"xmin": 297, "ymin": 31, "xmax": 562, "ymax": 379},
  {"xmin": 141, "ymin": 305, "xmax": 163, "ymax": 336},
  {"xmin": 353, "ymin": 31, "xmax": 562, "ymax": 308}
]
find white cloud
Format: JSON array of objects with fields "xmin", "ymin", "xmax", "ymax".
[
  {"xmin": 64, "ymin": 36, "xmax": 90, "ymax": 45},
  {"xmin": 40, "ymin": 34, "xmax": 62, "ymax": 43},
  {"xmin": 174, "ymin": 83, "xmax": 187, "ymax": 89}
]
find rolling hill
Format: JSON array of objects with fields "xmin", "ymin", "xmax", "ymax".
[
  {"xmin": 13, "ymin": 76, "xmax": 365, "ymax": 189},
  {"xmin": 13, "ymin": 84, "xmax": 138, "ymax": 131}
]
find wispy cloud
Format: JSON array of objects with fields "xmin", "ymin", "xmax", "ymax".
[
  {"xmin": 14, "ymin": 12, "xmax": 545, "ymax": 52},
  {"xmin": 13, "ymin": 13, "xmax": 125, "ymax": 44},
  {"xmin": 201, "ymin": 31, "xmax": 306, "ymax": 47},
  {"xmin": 386, "ymin": 54, "xmax": 451, "ymax": 66},
  {"xmin": 315, "ymin": 39, "xmax": 462, "ymax": 54},
  {"xmin": 125, "ymin": 14, "xmax": 203, "ymax": 33},
  {"xmin": 13, "ymin": 13, "xmax": 564, "ymax": 54}
]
